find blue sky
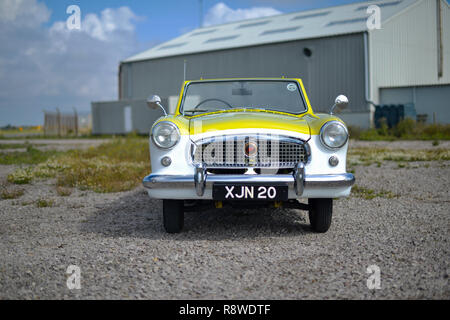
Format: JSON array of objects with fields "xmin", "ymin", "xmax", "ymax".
[
  {"xmin": 0, "ymin": 0, "xmax": 446, "ymax": 126},
  {"xmin": 43, "ymin": 0, "xmax": 365, "ymax": 45}
]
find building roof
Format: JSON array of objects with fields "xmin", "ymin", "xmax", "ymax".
[{"xmin": 123, "ymin": 0, "xmax": 420, "ymax": 63}]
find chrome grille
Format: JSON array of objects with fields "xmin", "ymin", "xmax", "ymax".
[{"xmin": 192, "ymin": 134, "xmax": 308, "ymax": 168}]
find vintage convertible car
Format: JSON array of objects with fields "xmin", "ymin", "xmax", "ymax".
[{"xmin": 143, "ymin": 78, "xmax": 355, "ymax": 233}]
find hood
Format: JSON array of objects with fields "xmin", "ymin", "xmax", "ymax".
[{"xmin": 188, "ymin": 110, "xmax": 310, "ymax": 137}]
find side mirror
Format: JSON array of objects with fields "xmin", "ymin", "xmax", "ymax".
[
  {"xmin": 146, "ymin": 95, "xmax": 167, "ymax": 116},
  {"xmin": 330, "ymin": 95, "xmax": 349, "ymax": 115}
]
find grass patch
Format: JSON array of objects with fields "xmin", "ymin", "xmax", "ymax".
[
  {"xmin": 53, "ymin": 138, "xmax": 150, "ymax": 192},
  {"xmin": 352, "ymin": 185, "xmax": 398, "ymax": 200},
  {"xmin": 36, "ymin": 198, "xmax": 54, "ymax": 208},
  {"xmin": 0, "ymin": 145, "xmax": 61, "ymax": 165},
  {"xmin": 1, "ymin": 187, "xmax": 24, "ymax": 200},
  {"xmin": 7, "ymin": 137, "xmax": 150, "ymax": 193},
  {"xmin": 348, "ymin": 119, "xmax": 450, "ymax": 141},
  {"xmin": 0, "ymin": 133, "xmax": 118, "ymax": 140},
  {"xmin": 0, "ymin": 143, "xmax": 30, "ymax": 150},
  {"xmin": 0, "ymin": 127, "xmax": 42, "ymax": 136}
]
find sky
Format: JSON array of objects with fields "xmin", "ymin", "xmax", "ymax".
[{"xmin": 0, "ymin": 0, "xmax": 441, "ymax": 126}]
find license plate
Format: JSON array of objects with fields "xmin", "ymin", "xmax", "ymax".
[{"xmin": 213, "ymin": 183, "xmax": 288, "ymax": 201}]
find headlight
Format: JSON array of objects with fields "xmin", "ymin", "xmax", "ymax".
[
  {"xmin": 320, "ymin": 121, "xmax": 348, "ymax": 149},
  {"xmin": 152, "ymin": 121, "xmax": 180, "ymax": 149}
]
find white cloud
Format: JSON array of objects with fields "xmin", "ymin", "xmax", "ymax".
[
  {"xmin": 50, "ymin": 6, "xmax": 139, "ymax": 41},
  {"xmin": 0, "ymin": 0, "xmax": 50, "ymax": 26},
  {"xmin": 0, "ymin": 0, "xmax": 145, "ymax": 126},
  {"xmin": 203, "ymin": 2, "xmax": 281, "ymax": 27}
]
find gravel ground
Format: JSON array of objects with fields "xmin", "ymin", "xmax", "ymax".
[{"xmin": 0, "ymin": 141, "xmax": 448, "ymax": 299}]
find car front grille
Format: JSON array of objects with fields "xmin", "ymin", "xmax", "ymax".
[{"xmin": 192, "ymin": 134, "xmax": 309, "ymax": 168}]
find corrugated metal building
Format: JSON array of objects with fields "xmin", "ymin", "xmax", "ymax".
[{"xmin": 92, "ymin": 0, "xmax": 450, "ymax": 134}]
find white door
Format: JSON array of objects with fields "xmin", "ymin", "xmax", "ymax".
[{"xmin": 124, "ymin": 106, "xmax": 132, "ymax": 133}]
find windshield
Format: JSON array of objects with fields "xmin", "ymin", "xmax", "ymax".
[{"xmin": 180, "ymin": 80, "xmax": 307, "ymax": 115}]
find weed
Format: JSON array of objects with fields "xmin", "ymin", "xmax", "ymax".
[
  {"xmin": 1, "ymin": 187, "xmax": 24, "ymax": 200},
  {"xmin": 352, "ymin": 185, "xmax": 398, "ymax": 200},
  {"xmin": 56, "ymin": 186, "xmax": 72, "ymax": 197},
  {"xmin": 36, "ymin": 199, "xmax": 54, "ymax": 208},
  {"xmin": 7, "ymin": 167, "xmax": 33, "ymax": 184}
]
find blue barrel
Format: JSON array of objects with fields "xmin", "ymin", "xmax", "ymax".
[{"xmin": 375, "ymin": 103, "xmax": 417, "ymax": 128}]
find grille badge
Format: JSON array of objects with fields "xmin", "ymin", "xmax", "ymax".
[{"xmin": 245, "ymin": 141, "xmax": 258, "ymax": 158}]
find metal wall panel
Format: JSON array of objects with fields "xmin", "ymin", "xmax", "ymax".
[
  {"xmin": 92, "ymin": 101, "xmax": 126, "ymax": 134},
  {"xmin": 125, "ymin": 33, "xmax": 367, "ymax": 113},
  {"xmin": 369, "ymin": 0, "xmax": 450, "ymax": 104},
  {"xmin": 91, "ymin": 100, "xmax": 165, "ymax": 135}
]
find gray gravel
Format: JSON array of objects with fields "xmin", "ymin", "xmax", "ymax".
[{"xmin": 0, "ymin": 142, "xmax": 449, "ymax": 299}]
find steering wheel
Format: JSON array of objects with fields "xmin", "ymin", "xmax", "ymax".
[{"xmin": 193, "ymin": 98, "xmax": 233, "ymax": 110}]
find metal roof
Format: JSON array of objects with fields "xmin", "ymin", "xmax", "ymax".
[{"xmin": 123, "ymin": 0, "xmax": 420, "ymax": 63}]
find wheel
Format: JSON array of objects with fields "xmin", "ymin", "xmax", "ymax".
[
  {"xmin": 308, "ymin": 198, "xmax": 333, "ymax": 233},
  {"xmin": 163, "ymin": 200, "xmax": 184, "ymax": 233}
]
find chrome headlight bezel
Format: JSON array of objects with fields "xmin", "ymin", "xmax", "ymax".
[
  {"xmin": 319, "ymin": 121, "xmax": 349, "ymax": 149},
  {"xmin": 151, "ymin": 121, "xmax": 180, "ymax": 149}
]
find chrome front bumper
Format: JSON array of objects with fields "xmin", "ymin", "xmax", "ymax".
[{"xmin": 143, "ymin": 164, "xmax": 355, "ymax": 200}]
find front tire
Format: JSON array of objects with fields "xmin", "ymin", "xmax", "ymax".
[
  {"xmin": 163, "ymin": 200, "xmax": 184, "ymax": 233},
  {"xmin": 308, "ymin": 198, "xmax": 333, "ymax": 233}
]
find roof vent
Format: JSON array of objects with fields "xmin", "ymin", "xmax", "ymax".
[
  {"xmin": 326, "ymin": 17, "xmax": 367, "ymax": 27},
  {"xmin": 291, "ymin": 11, "xmax": 331, "ymax": 20},
  {"xmin": 260, "ymin": 26, "xmax": 301, "ymax": 36},
  {"xmin": 237, "ymin": 20, "xmax": 271, "ymax": 29},
  {"xmin": 157, "ymin": 42, "xmax": 188, "ymax": 50},
  {"xmin": 204, "ymin": 35, "xmax": 240, "ymax": 43},
  {"xmin": 190, "ymin": 29, "xmax": 217, "ymax": 36}
]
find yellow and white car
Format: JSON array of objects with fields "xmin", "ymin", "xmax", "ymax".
[{"xmin": 143, "ymin": 78, "xmax": 355, "ymax": 233}]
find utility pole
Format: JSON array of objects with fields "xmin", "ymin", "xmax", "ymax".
[
  {"xmin": 73, "ymin": 107, "xmax": 78, "ymax": 136},
  {"xmin": 56, "ymin": 107, "xmax": 61, "ymax": 137},
  {"xmin": 199, "ymin": 0, "xmax": 203, "ymax": 28}
]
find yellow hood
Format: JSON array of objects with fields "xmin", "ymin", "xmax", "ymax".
[{"xmin": 188, "ymin": 110, "xmax": 310, "ymax": 136}]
